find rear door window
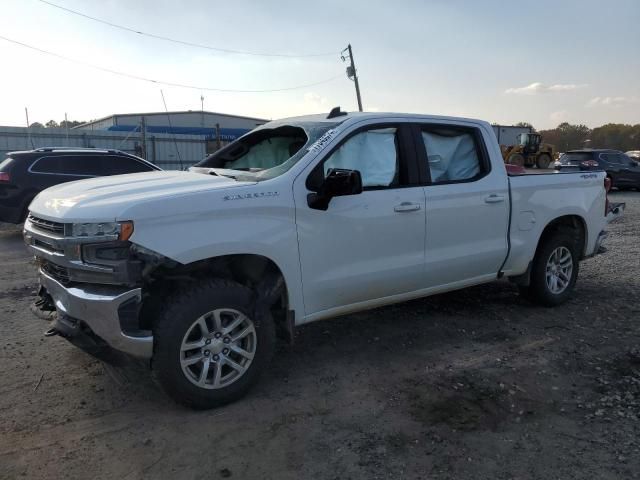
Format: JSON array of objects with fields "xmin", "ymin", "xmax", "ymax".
[
  {"xmin": 600, "ymin": 153, "xmax": 622, "ymax": 164},
  {"xmin": 30, "ymin": 155, "xmax": 102, "ymax": 176},
  {"xmin": 560, "ymin": 153, "xmax": 594, "ymax": 164},
  {"xmin": 101, "ymin": 156, "xmax": 154, "ymax": 175},
  {"xmin": 419, "ymin": 126, "xmax": 486, "ymax": 183},
  {"xmin": 618, "ymin": 154, "xmax": 635, "ymax": 166}
]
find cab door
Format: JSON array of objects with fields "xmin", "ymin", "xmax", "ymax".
[
  {"xmin": 415, "ymin": 123, "xmax": 510, "ymax": 287},
  {"xmin": 293, "ymin": 123, "xmax": 426, "ymax": 317}
]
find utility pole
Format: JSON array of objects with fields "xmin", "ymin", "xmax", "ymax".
[
  {"xmin": 342, "ymin": 44, "xmax": 363, "ymax": 112},
  {"xmin": 64, "ymin": 112, "xmax": 69, "ymax": 145},
  {"xmin": 25, "ymin": 107, "xmax": 37, "ymax": 149},
  {"xmin": 25, "ymin": 107, "xmax": 32, "ymax": 149},
  {"xmin": 141, "ymin": 116, "xmax": 147, "ymax": 159},
  {"xmin": 200, "ymin": 95, "xmax": 205, "ymax": 128}
]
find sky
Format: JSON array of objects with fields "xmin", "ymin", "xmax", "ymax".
[{"xmin": 1, "ymin": 0, "xmax": 638, "ymax": 130}]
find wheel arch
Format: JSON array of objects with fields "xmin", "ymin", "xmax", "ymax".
[
  {"xmin": 141, "ymin": 253, "xmax": 295, "ymax": 342},
  {"xmin": 509, "ymin": 214, "xmax": 587, "ymax": 287},
  {"xmin": 536, "ymin": 214, "xmax": 588, "ymax": 259}
]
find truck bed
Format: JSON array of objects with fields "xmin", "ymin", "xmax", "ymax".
[{"xmin": 502, "ymin": 170, "xmax": 608, "ymax": 275}]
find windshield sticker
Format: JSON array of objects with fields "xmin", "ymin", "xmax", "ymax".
[
  {"xmin": 307, "ymin": 128, "xmax": 338, "ymax": 154},
  {"xmin": 223, "ymin": 191, "xmax": 279, "ymax": 201}
]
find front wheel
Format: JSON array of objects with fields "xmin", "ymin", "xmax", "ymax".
[
  {"xmin": 536, "ymin": 153, "xmax": 552, "ymax": 169},
  {"xmin": 520, "ymin": 230, "xmax": 579, "ymax": 306},
  {"xmin": 508, "ymin": 153, "xmax": 525, "ymax": 167},
  {"xmin": 152, "ymin": 279, "xmax": 275, "ymax": 409}
]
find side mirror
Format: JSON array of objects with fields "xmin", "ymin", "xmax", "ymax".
[{"xmin": 307, "ymin": 168, "xmax": 363, "ymax": 210}]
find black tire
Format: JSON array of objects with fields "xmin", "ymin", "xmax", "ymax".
[
  {"xmin": 536, "ymin": 153, "xmax": 552, "ymax": 169},
  {"xmin": 508, "ymin": 153, "xmax": 525, "ymax": 167},
  {"xmin": 152, "ymin": 278, "xmax": 275, "ymax": 409},
  {"xmin": 521, "ymin": 229, "xmax": 580, "ymax": 307}
]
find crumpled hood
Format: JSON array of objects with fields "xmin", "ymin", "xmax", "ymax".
[{"xmin": 28, "ymin": 171, "xmax": 253, "ymax": 222}]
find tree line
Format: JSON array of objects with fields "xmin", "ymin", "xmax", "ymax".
[
  {"xmin": 535, "ymin": 123, "xmax": 639, "ymax": 153},
  {"xmin": 29, "ymin": 119, "xmax": 86, "ymax": 129}
]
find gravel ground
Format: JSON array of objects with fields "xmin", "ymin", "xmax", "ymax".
[{"xmin": 0, "ymin": 191, "xmax": 638, "ymax": 480}]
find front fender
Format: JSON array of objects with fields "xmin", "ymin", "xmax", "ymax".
[{"xmin": 122, "ymin": 180, "xmax": 304, "ymax": 319}]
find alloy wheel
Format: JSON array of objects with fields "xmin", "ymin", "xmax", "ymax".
[
  {"xmin": 179, "ymin": 308, "xmax": 256, "ymax": 389},
  {"xmin": 545, "ymin": 246, "xmax": 573, "ymax": 294}
]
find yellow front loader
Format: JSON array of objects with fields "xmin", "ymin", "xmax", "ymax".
[{"xmin": 501, "ymin": 133, "xmax": 555, "ymax": 169}]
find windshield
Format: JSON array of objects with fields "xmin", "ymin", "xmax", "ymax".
[{"xmin": 193, "ymin": 120, "xmax": 342, "ymax": 182}]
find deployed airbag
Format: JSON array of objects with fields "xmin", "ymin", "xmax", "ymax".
[
  {"xmin": 422, "ymin": 130, "xmax": 480, "ymax": 182},
  {"xmin": 324, "ymin": 128, "xmax": 397, "ymax": 187}
]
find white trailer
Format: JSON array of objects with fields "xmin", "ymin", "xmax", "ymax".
[{"xmin": 492, "ymin": 125, "xmax": 532, "ymax": 146}]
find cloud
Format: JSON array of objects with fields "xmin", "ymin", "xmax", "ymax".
[
  {"xmin": 301, "ymin": 92, "xmax": 329, "ymax": 111},
  {"xmin": 586, "ymin": 96, "xmax": 640, "ymax": 107},
  {"xmin": 505, "ymin": 82, "xmax": 588, "ymax": 95},
  {"xmin": 550, "ymin": 110, "xmax": 569, "ymax": 124}
]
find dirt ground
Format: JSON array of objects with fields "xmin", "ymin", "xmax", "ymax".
[{"xmin": 1, "ymin": 191, "xmax": 638, "ymax": 480}]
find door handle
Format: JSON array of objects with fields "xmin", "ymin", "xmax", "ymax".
[
  {"xmin": 394, "ymin": 202, "xmax": 421, "ymax": 212},
  {"xmin": 484, "ymin": 194, "xmax": 506, "ymax": 204}
]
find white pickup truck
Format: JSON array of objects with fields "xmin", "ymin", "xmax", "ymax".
[{"xmin": 24, "ymin": 110, "xmax": 621, "ymax": 408}]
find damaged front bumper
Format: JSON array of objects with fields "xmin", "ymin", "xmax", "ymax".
[{"xmin": 37, "ymin": 269, "xmax": 153, "ymax": 358}]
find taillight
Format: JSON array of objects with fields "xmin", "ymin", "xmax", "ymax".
[
  {"xmin": 581, "ymin": 160, "xmax": 599, "ymax": 169},
  {"xmin": 0, "ymin": 172, "xmax": 10, "ymax": 182},
  {"xmin": 604, "ymin": 177, "xmax": 611, "ymax": 215},
  {"xmin": 505, "ymin": 164, "xmax": 526, "ymax": 175}
]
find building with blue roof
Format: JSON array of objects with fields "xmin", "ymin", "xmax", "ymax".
[{"xmin": 75, "ymin": 110, "xmax": 268, "ymax": 145}]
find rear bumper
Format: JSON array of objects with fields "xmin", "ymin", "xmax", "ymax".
[{"xmin": 37, "ymin": 269, "xmax": 153, "ymax": 358}]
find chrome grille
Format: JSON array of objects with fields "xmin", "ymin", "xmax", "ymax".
[{"xmin": 28, "ymin": 215, "xmax": 65, "ymax": 235}]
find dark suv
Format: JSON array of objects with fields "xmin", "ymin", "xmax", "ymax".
[
  {"xmin": 0, "ymin": 148, "xmax": 161, "ymax": 223},
  {"xmin": 555, "ymin": 149, "xmax": 640, "ymax": 189}
]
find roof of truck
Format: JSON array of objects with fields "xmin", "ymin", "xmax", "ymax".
[{"xmin": 274, "ymin": 110, "xmax": 486, "ymax": 126}]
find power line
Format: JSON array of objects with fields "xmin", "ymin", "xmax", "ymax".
[
  {"xmin": 37, "ymin": 0, "xmax": 338, "ymax": 58},
  {"xmin": 0, "ymin": 35, "xmax": 343, "ymax": 93}
]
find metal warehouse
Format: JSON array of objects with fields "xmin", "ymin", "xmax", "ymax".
[
  {"xmin": 77, "ymin": 110, "xmax": 268, "ymax": 142},
  {"xmin": 0, "ymin": 110, "xmax": 269, "ymax": 171}
]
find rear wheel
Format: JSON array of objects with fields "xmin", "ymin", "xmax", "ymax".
[
  {"xmin": 536, "ymin": 153, "xmax": 552, "ymax": 169},
  {"xmin": 152, "ymin": 279, "xmax": 275, "ymax": 409},
  {"xmin": 520, "ymin": 229, "xmax": 579, "ymax": 306},
  {"xmin": 508, "ymin": 153, "xmax": 525, "ymax": 167}
]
